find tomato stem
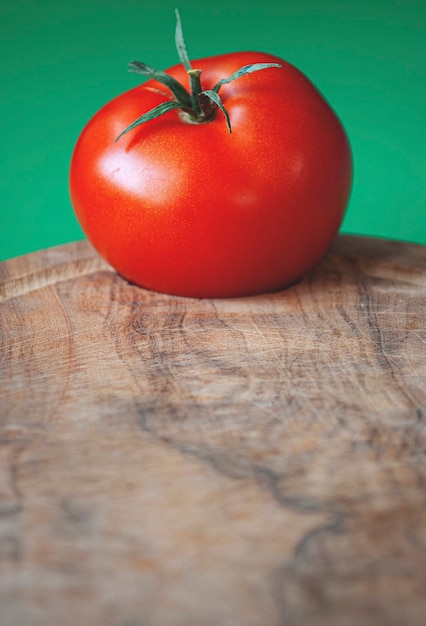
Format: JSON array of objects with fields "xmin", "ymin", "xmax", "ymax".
[
  {"xmin": 188, "ymin": 69, "xmax": 203, "ymax": 114},
  {"xmin": 115, "ymin": 9, "xmax": 282, "ymax": 141}
]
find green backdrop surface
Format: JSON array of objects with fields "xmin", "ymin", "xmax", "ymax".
[{"xmin": 1, "ymin": 0, "xmax": 425, "ymax": 261}]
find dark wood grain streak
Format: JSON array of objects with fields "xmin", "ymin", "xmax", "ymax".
[{"xmin": 0, "ymin": 235, "xmax": 425, "ymax": 626}]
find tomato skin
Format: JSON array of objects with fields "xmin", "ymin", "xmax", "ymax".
[{"xmin": 69, "ymin": 51, "xmax": 352, "ymax": 298}]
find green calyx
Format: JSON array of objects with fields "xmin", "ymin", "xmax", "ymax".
[{"xmin": 115, "ymin": 9, "xmax": 281, "ymax": 142}]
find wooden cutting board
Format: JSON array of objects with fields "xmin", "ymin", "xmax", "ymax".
[{"xmin": 1, "ymin": 234, "xmax": 425, "ymax": 626}]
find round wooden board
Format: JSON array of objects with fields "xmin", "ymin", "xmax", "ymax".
[{"xmin": 1, "ymin": 235, "xmax": 426, "ymax": 626}]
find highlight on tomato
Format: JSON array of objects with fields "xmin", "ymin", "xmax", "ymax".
[{"xmin": 69, "ymin": 10, "xmax": 352, "ymax": 298}]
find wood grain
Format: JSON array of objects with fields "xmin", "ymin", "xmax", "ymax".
[{"xmin": 0, "ymin": 235, "xmax": 425, "ymax": 626}]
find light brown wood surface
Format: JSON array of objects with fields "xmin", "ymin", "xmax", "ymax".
[{"xmin": 1, "ymin": 235, "xmax": 425, "ymax": 626}]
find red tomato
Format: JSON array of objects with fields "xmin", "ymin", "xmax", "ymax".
[{"xmin": 70, "ymin": 48, "xmax": 352, "ymax": 298}]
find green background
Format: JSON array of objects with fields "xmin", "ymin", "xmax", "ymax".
[{"xmin": 1, "ymin": 0, "xmax": 425, "ymax": 262}]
